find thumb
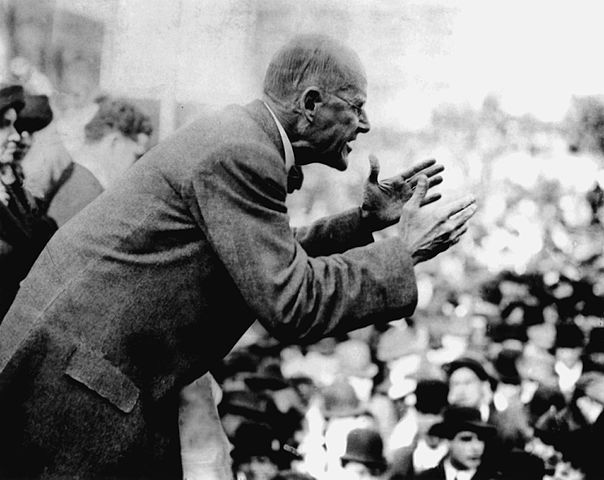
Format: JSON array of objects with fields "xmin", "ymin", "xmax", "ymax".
[
  {"xmin": 368, "ymin": 154, "xmax": 380, "ymax": 183},
  {"xmin": 409, "ymin": 174, "xmax": 428, "ymax": 207}
]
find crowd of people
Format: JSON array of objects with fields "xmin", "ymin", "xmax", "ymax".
[
  {"xmin": 0, "ymin": 82, "xmax": 153, "ymax": 318},
  {"xmin": 210, "ymin": 266, "xmax": 604, "ymax": 480},
  {"xmin": 0, "ymin": 34, "xmax": 603, "ymax": 480}
]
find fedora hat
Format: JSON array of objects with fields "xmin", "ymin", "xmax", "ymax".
[
  {"xmin": 431, "ymin": 406, "xmax": 496, "ymax": 440},
  {"xmin": 341, "ymin": 428, "xmax": 387, "ymax": 470}
]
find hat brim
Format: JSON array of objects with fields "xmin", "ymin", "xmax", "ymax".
[
  {"xmin": 431, "ymin": 420, "xmax": 496, "ymax": 440},
  {"xmin": 340, "ymin": 454, "xmax": 387, "ymax": 470}
]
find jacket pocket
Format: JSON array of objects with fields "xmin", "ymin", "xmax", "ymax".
[{"xmin": 64, "ymin": 344, "xmax": 140, "ymax": 414}]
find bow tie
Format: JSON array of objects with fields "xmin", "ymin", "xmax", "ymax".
[{"xmin": 287, "ymin": 165, "xmax": 304, "ymax": 193}]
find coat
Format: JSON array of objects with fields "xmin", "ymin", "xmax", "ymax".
[
  {"xmin": 0, "ymin": 100, "xmax": 418, "ymax": 478},
  {"xmin": 415, "ymin": 460, "xmax": 494, "ymax": 480}
]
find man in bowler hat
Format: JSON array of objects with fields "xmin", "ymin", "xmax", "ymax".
[
  {"xmin": 341, "ymin": 428, "xmax": 389, "ymax": 479},
  {"xmin": 416, "ymin": 406, "xmax": 496, "ymax": 480},
  {"xmin": 0, "ymin": 35, "xmax": 476, "ymax": 479}
]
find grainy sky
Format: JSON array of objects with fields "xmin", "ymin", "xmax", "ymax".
[{"xmin": 58, "ymin": 0, "xmax": 604, "ymax": 130}]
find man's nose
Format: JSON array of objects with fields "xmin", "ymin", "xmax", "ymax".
[
  {"xmin": 357, "ymin": 109, "xmax": 370, "ymax": 134},
  {"xmin": 471, "ymin": 439, "xmax": 484, "ymax": 452}
]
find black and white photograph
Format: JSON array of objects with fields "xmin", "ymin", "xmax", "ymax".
[{"xmin": 0, "ymin": 1, "xmax": 603, "ymax": 479}]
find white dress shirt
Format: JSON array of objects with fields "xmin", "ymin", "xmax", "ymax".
[
  {"xmin": 263, "ymin": 102, "xmax": 295, "ymax": 171},
  {"xmin": 444, "ymin": 458, "xmax": 476, "ymax": 480}
]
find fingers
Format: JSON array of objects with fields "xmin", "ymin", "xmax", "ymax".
[
  {"xmin": 408, "ymin": 175, "xmax": 428, "ymax": 208},
  {"xmin": 420, "ymin": 192, "xmax": 442, "ymax": 207},
  {"xmin": 368, "ymin": 154, "xmax": 380, "ymax": 184},
  {"xmin": 444, "ymin": 194, "xmax": 476, "ymax": 218},
  {"xmin": 401, "ymin": 158, "xmax": 438, "ymax": 178},
  {"xmin": 408, "ymin": 164, "xmax": 445, "ymax": 184},
  {"xmin": 445, "ymin": 203, "xmax": 477, "ymax": 238}
]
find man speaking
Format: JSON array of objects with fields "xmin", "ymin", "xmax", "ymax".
[{"xmin": 0, "ymin": 35, "xmax": 475, "ymax": 479}]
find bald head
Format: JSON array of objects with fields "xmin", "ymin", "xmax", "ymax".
[{"xmin": 263, "ymin": 35, "xmax": 367, "ymax": 104}]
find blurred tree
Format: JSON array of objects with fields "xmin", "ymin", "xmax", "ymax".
[{"xmin": 566, "ymin": 95, "xmax": 604, "ymax": 160}]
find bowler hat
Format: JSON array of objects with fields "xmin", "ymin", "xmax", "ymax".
[
  {"xmin": 431, "ymin": 406, "xmax": 496, "ymax": 440},
  {"xmin": 14, "ymin": 94, "xmax": 53, "ymax": 133},
  {"xmin": 0, "ymin": 84, "xmax": 25, "ymax": 114},
  {"xmin": 444, "ymin": 356, "xmax": 498, "ymax": 390},
  {"xmin": 340, "ymin": 428, "xmax": 387, "ymax": 470}
]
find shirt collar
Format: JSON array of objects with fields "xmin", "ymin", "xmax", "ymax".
[
  {"xmin": 444, "ymin": 459, "xmax": 477, "ymax": 480},
  {"xmin": 263, "ymin": 101, "xmax": 295, "ymax": 172}
]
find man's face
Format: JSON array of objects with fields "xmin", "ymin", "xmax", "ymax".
[
  {"xmin": 555, "ymin": 347, "xmax": 582, "ymax": 367},
  {"xmin": 0, "ymin": 108, "xmax": 20, "ymax": 165},
  {"xmin": 296, "ymin": 71, "xmax": 370, "ymax": 171},
  {"xmin": 448, "ymin": 430, "xmax": 485, "ymax": 470},
  {"xmin": 342, "ymin": 460, "xmax": 385, "ymax": 480},
  {"xmin": 239, "ymin": 456, "xmax": 279, "ymax": 480},
  {"xmin": 448, "ymin": 368, "xmax": 486, "ymax": 408}
]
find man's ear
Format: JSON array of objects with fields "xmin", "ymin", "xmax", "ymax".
[{"xmin": 299, "ymin": 87, "xmax": 323, "ymax": 122}]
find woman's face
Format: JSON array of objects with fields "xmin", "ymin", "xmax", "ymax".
[{"xmin": 0, "ymin": 108, "xmax": 20, "ymax": 165}]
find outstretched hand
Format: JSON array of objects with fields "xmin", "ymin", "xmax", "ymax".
[
  {"xmin": 398, "ymin": 175, "xmax": 477, "ymax": 265},
  {"xmin": 361, "ymin": 155, "xmax": 444, "ymax": 232}
]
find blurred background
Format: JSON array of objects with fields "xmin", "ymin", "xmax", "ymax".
[
  {"xmin": 2, "ymin": 0, "xmax": 601, "ymax": 331},
  {"xmin": 3, "ymin": 2, "xmax": 604, "ymax": 478}
]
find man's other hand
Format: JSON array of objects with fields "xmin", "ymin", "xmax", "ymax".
[
  {"xmin": 361, "ymin": 155, "xmax": 444, "ymax": 231},
  {"xmin": 398, "ymin": 175, "xmax": 476, "ymax": 265}
]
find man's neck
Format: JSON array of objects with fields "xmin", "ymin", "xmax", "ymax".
[
  {"xmin": 444, "ymin": 458, "xmax": 477, "ymax": 480},
  {"xmin": 262, "ymin": 97, "xmax": 298, "ymax": 140}
]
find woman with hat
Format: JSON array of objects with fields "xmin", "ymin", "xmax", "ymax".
[{"xmin": 0, "ymin": 84, "xmax": 57, "ymax": 319}]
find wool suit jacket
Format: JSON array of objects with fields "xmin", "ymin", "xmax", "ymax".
[{"xmin": 0, "ymin": 100, "xmax": 418, "ymax": 479}]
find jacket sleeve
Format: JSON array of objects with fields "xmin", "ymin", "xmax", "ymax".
[
  {"xmin": 292, "ymin": 208, "xmax": 374, "ymax": 256},
  {"xmin": 188, "ymin": 142, "xmax": 417, "ymax": 343}
]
